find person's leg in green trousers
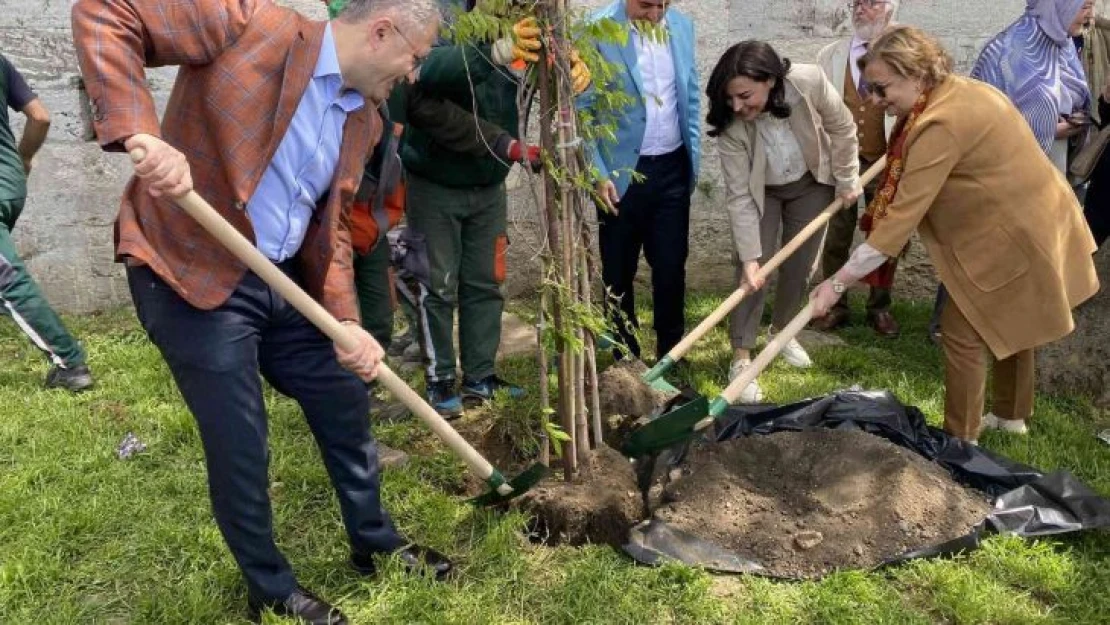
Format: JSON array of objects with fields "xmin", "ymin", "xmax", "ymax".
[
  {"xmin": 353, "ymin": 238, "xmax": 394, "ymax": 351},
  {"xmin": 0, "ymin": 198, "xmax": 92, "ymax": 391},
  {"xmin": 455, "ymin": 182, "xmax": 522, "ymax": 401},
  {"xmin": 406, "ymin": 174, "xmax": 466, "ymax": 416},
  {"xmin": 352, "ymin": 237, "xmax": 412, "ymax": 426}
]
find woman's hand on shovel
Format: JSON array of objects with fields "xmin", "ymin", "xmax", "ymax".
[
  {"xmin": 335, "ymin": 321, "xmax": 385, "ymax": 381},
  {"xmin": 125, "ymin": 133, "xmax": 193, "ymax": 198},
  {"xmin": 810, "ymin": 279, "xmax": 844, "ymax": 318},
  {"xmin": 741, "ymin": 260, "xmax": 765, "ymax": 291}
]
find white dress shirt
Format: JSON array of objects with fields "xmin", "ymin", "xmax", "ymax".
[
  {"xmin": 634, "ymin": 22, "xmax": 683, "ymax": 155},
  {"xmin": 850, "ymin": 36, "xmax": 867, "ymax": 94}
]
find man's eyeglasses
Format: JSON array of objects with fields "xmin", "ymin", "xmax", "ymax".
[
  {"xmin": 848, "ymin": 0, "xmax": 889, "ymax": 9},
  {"xmin": 391, "ymin": 23, "xmax": 427, "ymax": 74}
]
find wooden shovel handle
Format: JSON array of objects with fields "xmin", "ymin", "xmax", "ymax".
[
  {"xmin": 664, "ymin": 157, "xmax": 887, "ymax": 362},
  {"xmin": 690, "ymin": 301, "xmax": 816, "ymax": 433},
  {"xmin": 130, "ymin": 151, "xmax": 512, "ymax": 495}
]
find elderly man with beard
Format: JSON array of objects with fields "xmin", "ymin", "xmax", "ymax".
[{"xmin": 812, "ymin": 0, "xmax": 902, "ymax": 337}]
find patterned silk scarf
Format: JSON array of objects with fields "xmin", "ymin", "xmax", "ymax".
[{"xmin": 858, "ymin": 90, "xmax": 931, "ymax": 288}]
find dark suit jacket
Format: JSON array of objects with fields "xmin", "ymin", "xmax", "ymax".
[{"xmin": 72, "ymin": 0, "xmax": 376, "ymax": 321}]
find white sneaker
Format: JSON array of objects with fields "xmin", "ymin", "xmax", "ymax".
[
  {"xmin": 728, "ymin": 358, "xmax": 764, "ymax": 403},
  {"xmin": 980, "ymin": 412, "xmax": 1029, "ymax": 435},
  {"xmin": 766, "ymin": 330, "xmax": 812, "ymax": 368}
]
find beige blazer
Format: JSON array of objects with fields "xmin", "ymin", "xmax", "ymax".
[
  {"xmin": 718, "ymin": 64, "xmax": 860, "ymax": 261},
  {"xmin": 867, "ymin": 76, "xmax": 1099, "ymax": 359},
  {"xmin": 815, "ymin": 38, "xmax": 896, "ymax": 138}
]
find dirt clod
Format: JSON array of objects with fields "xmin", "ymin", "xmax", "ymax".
[
  {"xmin": 655, "ymin": 429, "xmax": 991, "ymax": 578},
  {"xmin": 517, "ymin": 446, "xmax": 643, "ymax": 547},
  {"xmin": 793, "ymin": 530, "xmax": 824, "ymax": 551}
]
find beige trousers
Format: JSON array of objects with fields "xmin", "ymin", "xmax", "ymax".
[{"xmin": 940, "ymin": 297, "xmax": 1034, "ymax": 440}]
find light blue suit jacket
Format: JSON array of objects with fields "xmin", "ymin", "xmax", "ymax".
[{"xmin": 580, "ymin": 1, "xmax": 700, "ymax": 198}]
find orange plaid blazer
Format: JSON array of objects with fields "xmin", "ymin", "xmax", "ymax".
[{"xmin": 71, "ymin": 0, "xmax": 380, "ymax": 321}]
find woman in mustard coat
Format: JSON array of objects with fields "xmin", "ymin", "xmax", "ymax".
[{"xmin": 812, "ymin": 26, "xmax": 1099, "ymax": 444}]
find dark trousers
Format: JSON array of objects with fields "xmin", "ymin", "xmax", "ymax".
[
  {"xmin": 597, "ymin": 147, "xmax": 691, "ymax": 360},
  {"xmin": 127, "ymin": 263, "xmax": 405, "ymax": 602},
  {"xmin": 1084, "ymin": 156, "xmax": 1110, "ymax": 248}
]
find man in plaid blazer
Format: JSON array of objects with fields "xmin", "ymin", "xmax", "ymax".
[{"xmin": 72, "ymin": 1, "xmax": 450, "ymax": 622}]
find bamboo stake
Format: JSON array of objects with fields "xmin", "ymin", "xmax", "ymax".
[{"xmin": 538, "ymin": 20, "xmax": 576, "ymax": 479}]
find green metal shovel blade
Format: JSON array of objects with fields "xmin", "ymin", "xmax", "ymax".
[
  {"xmin": 467, "ymin": 463, "xmax": 550, "ymax": 507},
  {"xmin": 641, "ymin": 355, "xmax": 682, "ymax": 394},
  {"xmin": 621, "ymin": 394, "xmax": 710, "ymax": 457}
]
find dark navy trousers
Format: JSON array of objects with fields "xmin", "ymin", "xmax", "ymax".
[
  {"xmin": 127, "ymin": 263, "xmax": 406, "ymax": 602},
  {"xmin": 597, "ymin": 146, "xmax": 692, "ymax": 361}
]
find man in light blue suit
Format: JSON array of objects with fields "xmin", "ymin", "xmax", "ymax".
[{"xmin": 581, "ymin": 0, "xmax": 700, "ymax": 361}]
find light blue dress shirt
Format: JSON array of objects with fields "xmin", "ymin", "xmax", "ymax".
[{"xmin": 247, "ymin": 24, "xmax": 365, "ymax": 262}]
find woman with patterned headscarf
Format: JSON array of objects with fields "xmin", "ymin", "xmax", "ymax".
[{"xmin": 971, "ymin": 0, "xmax": 1095, "ymax": 172}]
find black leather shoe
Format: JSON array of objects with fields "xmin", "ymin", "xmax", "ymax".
[
  {"xmin": 248, "ymin": 586, "xmax": 347, "ymax": 625},
  {"xmin": 44, "ymin": 364, "xmax": 94, "ymax": 392},
  {"xmin": 352, "ymin": 544, "xmax": 453, "ymax": 581}
]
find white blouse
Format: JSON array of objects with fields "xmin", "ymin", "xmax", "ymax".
[{"xmin": 755, "ymin": 114, "xmax": 807, "ymax": 186}]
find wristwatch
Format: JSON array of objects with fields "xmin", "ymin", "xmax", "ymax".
[{"xmin": 831, "ymin": 277, "xmax": 847, "ymax": 294}]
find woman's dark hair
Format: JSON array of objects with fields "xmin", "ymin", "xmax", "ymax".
[{"xmin": 705, "ymin": 41, "xmax": 792, "ymax": 137}]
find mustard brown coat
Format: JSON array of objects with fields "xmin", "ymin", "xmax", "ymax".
[{"xmin": 867, "ymin": 75, "xmax": 1099, "ymax": 359}]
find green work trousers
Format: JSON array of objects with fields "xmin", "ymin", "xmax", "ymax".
[
  {"xmin": 405, "ymin": 173, "xmax": 507, "ymax": 383},
  {"xmin": 0, "ymin": 198, "xmax": 85, "ymax": 368},
  {"xmin": 353, "ymin": 238, "xmax": 394, "ymax": 350}
]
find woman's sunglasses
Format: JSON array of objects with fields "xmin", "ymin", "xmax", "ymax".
[{"xmin": 865, "ymin": 81, "xmax": 890, "ymax": 99}]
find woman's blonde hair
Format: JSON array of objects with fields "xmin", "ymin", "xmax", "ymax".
[{"xmin": 858, "ymin": 25, "xmax": 953, "ymax": 87}]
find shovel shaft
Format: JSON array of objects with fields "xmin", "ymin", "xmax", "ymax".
[
  {"xmin": 658, "ymin": 157, "xmax": 887, "ymax": 367},
  {"xmin": 140, "ymin": 163, "xmax": 513, "ymax": 497},
  {"xmin": 716, "ymin": 301, "xmax": 816, "ymax": 412}
]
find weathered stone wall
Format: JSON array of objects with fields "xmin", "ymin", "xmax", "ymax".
[{"xmin": 6, "ymin": 0, "xmax": 1026, "ymax": 312}]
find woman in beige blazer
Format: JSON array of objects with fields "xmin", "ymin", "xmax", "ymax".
[
  {"xmin": 709, "ymin": 41, "xmax": 861, "ymax": 402},
  {"xmin": 812, "ymin": 26, "xmax": 1099, "ymax": 444}
]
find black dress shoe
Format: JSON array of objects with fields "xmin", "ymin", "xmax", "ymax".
[
  {"xmin": 248, "ymin": 586, "xmax": 347, "ymax": 625},
  {"xmin": 351, "ymin": 544, "xmax": 453, "ymax": 580}
]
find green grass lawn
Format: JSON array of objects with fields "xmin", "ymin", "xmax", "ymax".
[{"xmin": 0, "ymin": 293, "xmax": 1107, "ymax": 624}]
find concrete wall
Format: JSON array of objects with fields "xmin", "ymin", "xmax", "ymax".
[{"xmin": 5, "ymin": 0, "xmax": 1026, "ymax": 313}]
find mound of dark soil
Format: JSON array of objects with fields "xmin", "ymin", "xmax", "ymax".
[
  {"xmin": 597, "ymin": 360, "xmax": 674, "ymax": 420},
  {"xmin": 517, "ymin": 445, "xmax": 644, "ymax": 547},
  {"xmin": 655, "ymin": 429, "xmax": 991, "ymax": 578}
]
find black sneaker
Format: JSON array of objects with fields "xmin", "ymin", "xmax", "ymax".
[
  {"xmin": 461, "ymin": 374, "xmax": 526, "ymax": 403},
  {"xmin": 426, "ymin": 379, "xmax": 463, "ymax": 419},
  {"xmin": 44, "ymin": 364, "xmax": 94, "ymax": 393}
]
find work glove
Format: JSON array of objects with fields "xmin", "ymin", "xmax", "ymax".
[
  {"xmin": 494, "ymin": 135, "xmax": 542, "ymax": 172},
  {"xmin": 492, "ymin": 17, "xmax": 543, "ymax": 67},
  {"xmin": 569, "ymin": 50, "xmax": 591, "ymax": 95}
]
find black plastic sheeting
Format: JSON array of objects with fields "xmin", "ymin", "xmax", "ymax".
[{"xmin": 623, "ymin": 390, "xmax": 1110, "ymax": 578}]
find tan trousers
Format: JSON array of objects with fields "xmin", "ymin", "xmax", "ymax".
[{"xmin": 940, "ymin": 297, "xmax": 1034, "ymax": 440}]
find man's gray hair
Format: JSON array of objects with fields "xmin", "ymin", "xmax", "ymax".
[
  {"xmin": 336, "ymin": 0, "xmax": 442, "ymax": 27},
  {"xmin": 886, "ymin": 0, "xmax": 900, "ymax": 19}
]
